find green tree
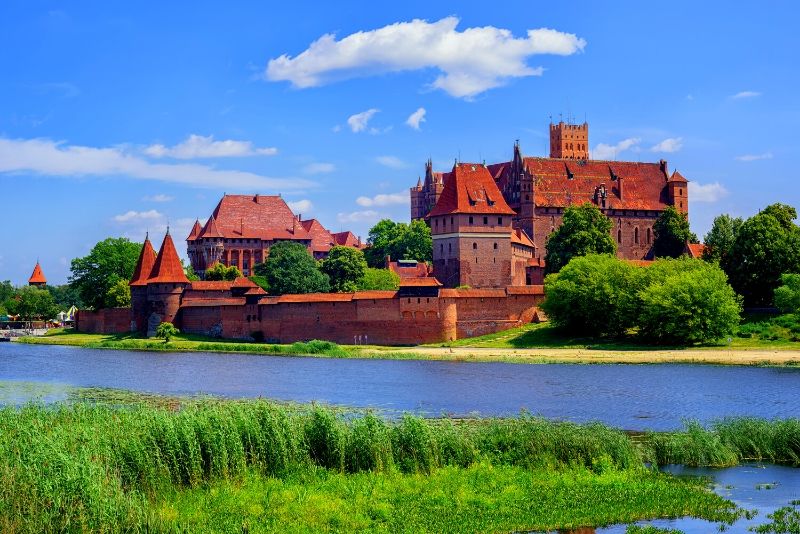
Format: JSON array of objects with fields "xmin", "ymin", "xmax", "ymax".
[
  {"xmin": 46, "ymin": 284, "xmax": 83, "ymax": 309},
  {"xmin": 0, "ymin": 280, "xmax": 14, "ymax": 315},
  {"xmin": 544, "ymin": 203, "xmax": 616, "ymax": 274},
  {"xmin": 5, "ymin": 286, "xmax": 60, "ymax": 321},
  {"xmin": 105, "ymin": 279, "xmax": 131, "ymax": 307},
  {"xmin": 69, "ymin": 238, "xmax": 142, "ymax": 309},
  {"xmin": 702, "ymin": 214, "xmax": 743, "ymax": 264},
  {"xmin": 364, "ymin": 219, "xmax": 432, "ymax": 267},
  {"xmin": 541, "ymin": 254, "xmax": 640, "ymax": 337},
  {"xmin": 255, "ymin": 241, "xmax": 330, "ymax": 295},
  {"xmin": 774, "ymin": 273, "xmax": 800, "ymax": 313},
  {"xmin": 320, "ymin": 246, "xmax": 368, "ymax": 292},
  {"xmin": 249, "ymin": 275, "xmax": 269, "ymax": 292},
  {"xmin": 357, "ymin": 268, "xmax": 401, "ymax": 290},
  {"xmin": 155, "ymin": 322, "xmax": 179, "ymax": 343},
  {"xmin": 205, "ymin": 262, "xmax": 242, "ymax": 281},
  {"xmin": 726, "ymin": 203, "xmax": 800, "ymax": 307},
  {"xmin": 183, "ymin": 261, "xmax": 200, "ymax": 281},
  {"xmin": 652, "ymin": 206, "xmax": 697, "ymax": 258}
]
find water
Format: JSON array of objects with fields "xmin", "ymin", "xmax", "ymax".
[{"xmin": 2, "ymin": 343, "xmax": 799, "ymax": 430}]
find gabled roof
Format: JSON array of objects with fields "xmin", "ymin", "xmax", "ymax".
[
  {"xmin": 187, "ymin": 220, "xmax": 203, "ymax": 241},
  {"xmin": 511, "ymin": 228, "xmax": 535, "ymax": 248},
  {"xmin": 332, "ymin": 231, "xmax": 362, "ymax": 248},
  {"xmin": 668, "ymin": 170, "xmax": 688, "ymax": 183},
  {"xmin": 428, "ymin": 163, "xmax": 515, "ymax": 217},
  {"xmin": 28, "ymin": 262, "xmax": 47, "ymax": 284},
  {"xmin": 301, "ymin": 218, "xmax": 335, "ymax": 253},
  {"xmin": 203, "ymin": 194, "xmax": 311, "ymax": 241},
  {"xmin": 148, "ymin": 232, "xmax": 189, "ymax": 284},
  {"xmin": 685, "ymin": 243, "xmax": 706, "ymax": 258},
  {"xmin": 199, "ymin": 215, "xmax": 223, "ymax": 239},
  {"xmin": 129, "ymin": 235, "xmax": 157, "ymax": 286}
]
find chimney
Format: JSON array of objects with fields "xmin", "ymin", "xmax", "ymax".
[{"xmin": 659, "ymin": 159, "xmax": 668, "ymax": 176}]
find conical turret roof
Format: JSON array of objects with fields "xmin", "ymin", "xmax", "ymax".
[
  {"xmin": 129, "ymin": 234, "xmax": 157, "ymax": 286},
  {"xmin": 147, "ymin": 231, "xmax": 189, "ymax": 284},
  {"xmin": 28, "ymin": 262, "xmax": 47, "ymax": 285},
  {"xmin": 187, "ymin": 219, "xmax": 203, "ymax": 241}
]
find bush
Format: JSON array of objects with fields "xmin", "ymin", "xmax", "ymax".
[
  {"xmin": 358, "ymin": 268, "xmax": 400, "ymax": 291},
  {"xmin": 155, "ymin": 322, "xmax": 179, "ymax": 342},
  {"xmin": 775, "ymin": 273, "xmax": 800, "ymax": 313}
]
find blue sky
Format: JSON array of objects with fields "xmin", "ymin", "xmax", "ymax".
[{"xmin": 1, "ymin": 1, "xmax": 797, "ymax": 284}]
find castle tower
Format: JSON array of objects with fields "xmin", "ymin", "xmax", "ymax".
[
  {"xmin": 28, "ymin": 261, "xmax": 47, "ymax": 287},
  {"xmin": 146, "ymin": 230, "xmax": 189, "ymax": 336},
  {"xmin": 429, "ymin": 162, "xmax": 516, "ymax": 288},
  {"xmin": 667, "ymin": 169, "xmax": 689, "ymax": 216},
  {"xmin": 549, "ymin": 121, "xmax": 589, "ymax": 160},
  {"xmin": 129, "ymin": 233, "xmax": 157, "ymax": 332}
]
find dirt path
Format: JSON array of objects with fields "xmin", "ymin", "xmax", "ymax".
[{"xmin": 365, "ymin": 346, "xmax": 800, "ymax": 366}]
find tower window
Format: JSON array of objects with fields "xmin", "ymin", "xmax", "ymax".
[
  {"xmin": 647, "ymin": 228, "xmax": 652, "ymax": 244},
  {"xmin": 469, "ymin": 216, "xmax": 474, "ymax": 225},
  {"xmin": 473, "ymin": 242, "xmax": 477, "ymax": 250},
  {"xmin": 483, "ymin": 216, "xmax": 488, "ymax": 225},
  {"xmin": 618, "ymin": 229, "xmax": 622, "ymax": 243},
  {"xmin": 498, "ymin": 217, "xmax": 502, "ymax": 225},
  {"xmin": 634, "ymin": 227, "xmax": 639, "ymax": 244},
  {"xmin": 493, "ymin": 243, "xmax": 498, "ymax": 250}
]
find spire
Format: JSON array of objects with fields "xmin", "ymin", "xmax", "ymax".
[
  {"xmin": 187, "ymin": 219, "xmax": 203, "ymax": 241},
  {"xmin": 28, "ymin": 261, "xmax": 47, "ymax": 286},
  {"xmin": 147, "ymin": 233, "xmax": 189, "ymax": 284},
  {"xmin": 129, "ymin": 234, "xmax": 157, "ymax": 286}
]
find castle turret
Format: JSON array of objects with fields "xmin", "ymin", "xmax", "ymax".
[
  {"xmin": 129, "ymin": 233, "xmax": 157, "ymax": 332},
  {"xmin": 146, "ymin": 230, "xmax": 189, "ymax": 336},
  {"xmin": 28, "ymin": 261, "xmax": 47, "ymax": 287},
  {"xmin": 667, "ymin": 169, "xmax": 689, "ymax": 215},
  {"xmin": 550, "ymin": 121, "xmax": 589, "ymax": 160}
]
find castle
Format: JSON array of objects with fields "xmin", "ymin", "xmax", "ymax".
[{"xmin": 411, "ymin": 121, "xmax": 689, "ymax": 272}]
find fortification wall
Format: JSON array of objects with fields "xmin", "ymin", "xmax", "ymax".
[{"xmin": 75, "ymin": 308, "xmax": 132, "ymax": 334}]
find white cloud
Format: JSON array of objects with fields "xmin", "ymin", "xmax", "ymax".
[
  {"xmin": 356, "ymin": 192, "xmax": 409, "ymax": 207},
  {"xmin": 143, "ymin": 194, "xmax": 174, "ymax": 202},
  {"xmin": 735, "ymin": 152, "xmax": 773, "ymax": 162},
  {"xmin": 143, "ymin": 134, "xmax": 278, "ymax": 159},
  {"xmin": 592, "ymin": 137, "xmax": 640, "ymax": 160},
  {"xmin": 375, "ymin": 156, "xmax": 407, "ymax": 169},
  {"xmin": 650, "ymin": 137, "xmax": 683, "ymax": 153},
  {"xmin": 406, "ymin": 107, "xmax": 426, "ymax": 130},
  {"xmin": 0, "ymin": 137, "xmax": 311, "ymax": 190},
  {"xmin": 337, "ymin": 210, "xmax": 382, "ymax": 224},
  {"xmin": 113, "ymin": 209, "xmax": 163, "ymax": 223},
  {"xmin": 266, "ymin": 17, "xmax": 586, "ymax": 99},
  {"xmin": 689, "ymin": 182, "xmax": 729, "ymax": 203},
  {"xmin": 730, "ymin": 90, "xmax": 761, "ymax": 100},
  {"xmin": 287, "ymin": 199, "xmax": 313, "ymax": 214},
  {"xmin": 303, "ymin": 162, "xmax": 336, "ymax": 174},
  {"xmin": 347, "ymin": 109, "xmax": 380, "ymax": 133}
]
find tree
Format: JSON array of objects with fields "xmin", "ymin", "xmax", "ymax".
[
  {"xmin": 5, "ymin": 286, "xmax": 59, "ymax": 321},
  {"xmin": 105, "ymin": 278, "xmax": 131, "ymax": 308},
  {"xmin": 47, "ymin": 284, "xmax": 83, "ymax": 309},
  {"xmin": 702, "ymin": 214, "xmax": 743, "ymax": 264},
  {"xmin": 652, "ymin": 206, "xmax": 697, "ymax": 258},
  {"xmin": 775, "ymin": 273, "xmax": 800, "ymax": 314},
  {"xmin": 358, "ymin": 268, "xmax": 401, "ymax": 291},
  {"xmin": 544, "ymin": 203, "xmax": 616, "ymax": 274},
  {"xmin": 320, "ymin": 246, "xmax": 368, "ymax": 292},
  {"xmin": 205, "ymin": 262, "xmax": 242, "ymax": 281},
  {"xmin": 726, "ymin": 203, "xmax": 800, "ymax": 307},
  {"xmin": 183, "ymin": 261, "xmax": 200, "ymax": 281},
  {"xmin": 0, "ymin": 280, "xmax": 14, "ymax": 315},
  {"xmin": 69, "ymin": 238, "xmax": 142, "ymax": 309},
  {"xmin": 155, "ymin": 322, "xmax": 179, "ymax": 343},
  {"xmin": 255, "ymin": 241, "xmax": 330, "ymax": 295},
  {"xmin": 364, "ymin": 219, "xmax": 432, "ymax": 268}
]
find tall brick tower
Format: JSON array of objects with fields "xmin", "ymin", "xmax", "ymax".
[
  {"xmin": 145, "ymin": 230, "xmax": 189, "ymax": 336},
  {"xmin": 549, "ymin": 121, "xmax": 589, "ymax": 160}
]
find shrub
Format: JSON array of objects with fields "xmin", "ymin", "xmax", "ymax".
[
  {"xmin": 775, "ymin": 273, "xmax": 800, "ymax": 313},
  {"xmin": 155, "ymin": 322, "xmax": 179, "ymax": 343},
  {"xmin": 357, "ymin": 268, "xmax": 400, "ymax": 291}
]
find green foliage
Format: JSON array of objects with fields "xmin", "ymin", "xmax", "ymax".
[
  {"xmin": 105, "ymin": 278, "xmax": 131, "ymax": 308},
  {"xmin": 543, "ymin": 255, "xmax": 741, "ymax": 344},
  {"xmin": 0, "ymin": 280, "xmax": 14, "ymax": 306},
  {"xmin": 775, "ymin": 273, "xmax": 800, "ymax": 313},
  {"xmin": 726, "ymin": 203, "xmax": 800, "ymax": 307},
  {"xmin": 751, "ymin": 502, "xmax": 800, "ymax": 533},
  {"xmin": 204, "ymin": 262, "xmax": 241, "ymax": 281},
  {"xmin": 46, "ymin": 284, "xmax": 83, "ymax": 309},
  {"xmin": 702, "ymin": 214, "xmax": 743, "ymax": 264},
  {"xmin": 69, "ymin": 237, "xmax": 142, "ymax": 309},
  {"xmin": 320, "ymin": 245, "xmax": 368, "ymax": 292},
  {"xmin": 544, "ymin": 203, "xmax": 616, "ymax": 274},
  {"xmin": 248, "ymin": 275, "xmax": 269, "ymax": 292},
  {"xmin": 183, "ymin": 261, "xmax": 200, "ymax": 281},
  {"xmin": 255, "ymin": 241, "xmax": 330, "ymax": 295},
  {"xmin": 4, "ymin": 286, "xmax": 60, "ymax": 320},
  {"xmin": 357, "ymin": 267, "xmax": 401, "ymax": 290},
  {"xmin": 364, "ymin": 219, "xmax": 432, "ymax": 267},
  {"xmin": 155, "ymin": 322, "xmax": 179, "ymax": 342},
  {"xmin": 737, "ymin": 313, "xmax": 800, "ymax": 342},
  {"xmin": 652, "ymin": 206, "xmax": 696, "ymax": 258}
]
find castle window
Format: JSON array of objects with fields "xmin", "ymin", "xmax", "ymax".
[
  {"xmin": 435, "ymin": 219, "xmax": 438, "ymax": 229},
  {"xmin": 469, "ymin": 216, "xmax": 474, "ymax": 225},
  {"xmin": 473, "ymin": 242, "xmax": 477, "ymax": 250},
  {"xmin": 618, "ymin": 229, "xmax": 622, "ymax": 243},
  {"xmin": 483, "ymin": 216, "xmax": 488, "ymax": 225},
  {"xmin": 680, "ymin": 188, "xmax": 683, "ymax": 196},
  {"xmin": 493, "ymin": 243, "xmax": 498, "ymax": 250},
  {"xmin": 498, "ymin": 217, "xmax": 502, "ymax": 224},
  {"xmin": 647, "ymin": 228, "xmax": 652, "ymax": 244},
  {"xmin": 634, "ymin": 227, "xmax": 639, "ymax": 244},
  {"xmin": 440, "ymin": 244, "xmax": 443, "ymax": 253},
  {"xmin": 448, "ymin": 243, "xmax": 452, "ymax": 253}
]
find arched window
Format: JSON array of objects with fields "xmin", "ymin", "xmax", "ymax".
[
  {"xmin": 473, "ymin": 242, "xmax": 477, "ymax": 250},
  {"xmin": 634, "ymin": 227, "xmax": 639, "ymax": 244}
]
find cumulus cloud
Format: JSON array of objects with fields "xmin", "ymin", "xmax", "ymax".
[
  {"xmin": 347, "ymin": 109, "xmax": 380, "ymax": 133},
  {"xmin": 287, "ymin": 199, "xmax": 313, "ymax": 214},
  {"xmin": 730, "ymin": 90, "xmax": 761, "ymax": 100},
  {"xmin": 337, "ymin": 210, "xmax": 382, "ymax": 224},
  {"xmin": 266, "ymin": 17, "xmax": 586, "ymax": 99},
  {"xmin": 113, "ymin": 209, "xmax": 163, "ymax": 223},
  {"xmin": 650, "ymin": 137, "xmax": 683, "ymax": 153},
  {"xmin": 0, "ymin": 137, "xmax": 311, "ymax": 190},
  {"xmin": 356, "ymin": 192, "xmax": 408, "ymax": 207},
  {"xmin": 375, "ymin": 156, "xmax": 407, "ymax": 169},
  {"xmin": 303, "ymin": 162, "xmax": 336, "ymax": 174},
  {"xmin": 592, "ymin": 138, "xmax": 640, "ymax": 160},
  {"xmin": 144, "ymin": 134, "xmax": 277, "ymax": 159},
  {"xmin": 143, "ymin": 194, "xmax": 173, "ymax": 202},
  {"xmin": 689, "ymin": 182, "xmax": 729, "ymax": 203},
  {"xmin": 406, "ymin": 107, "xmax": 426, "ymax": 130},
  {"xmin": 735, "ymin": 152, "xmax": 773, "ymax": 162}
]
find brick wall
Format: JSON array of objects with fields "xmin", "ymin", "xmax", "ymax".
[{"xmin": 75, "ymin": 308, "xmax": 132, "ymax": 334}]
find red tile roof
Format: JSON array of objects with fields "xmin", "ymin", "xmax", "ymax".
[
  {"xmin": 399, "ymin": 277, "xmax": 442, "ymax": 287},
  {"xmin": 332, "ymin": 231, "xmax": 363, "ymax": 248},
  {"xmin": 428, "ymin": 163, "xmax": 515, "ymax": 216},
  {"xmin": 231, "ymin": 277, "xmax": 258, "ymax": 288},
  {"xmin": 187, "ymin": 220, "xmax": 203, "ymax": 241},
  {"xmin": 387, "ymin": 260, "xmax": 430, "ymax": 279},
  {"xmin": 199, "ymin": 215, "xmax": 223, "ymax": 238},
  {"xmin": 243, "ymin": 287, "xmax": 267, "ymax": 296},
  {"xmin": 352, "ymin": 290, "xmax": 398, "ymax": 300},
  {"xmin": 189, "ymin": 281, "xmax": 233, "ymax": 291},
  {"xmin": 129, "ymin": 235, "xmax": 157, "ymax": 287},
  {"xmin": 669, "ymin": 170, "xmax": 688, "ymax": 183},
  {"xmin": 148, "ymin": 232, "xmax": 189, "ymax": 284},
  {"xmin": 521, "ymin": 158, "xmax": 671, "ymax": 211},
  {"xmin": 685, "ymin": 243, "xmax": 706, "ymax": 258},
  {"xmin": 511, "ymin": 228, "xmax": 535, "ymax": 248},
  {"xmin": 506, "ymin": 285, "xmax": 545, "ymax": 295},
  {"xmin": 203, "ymin": 194, "xmax": 311, "ymax": 241},
  {"xmin": 28, "ymin": 262, "xmax": 47, "ymax": 284},
  {"xmin": 301, "ymin": 218, "xmax": 335, "ymax": 253}
]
